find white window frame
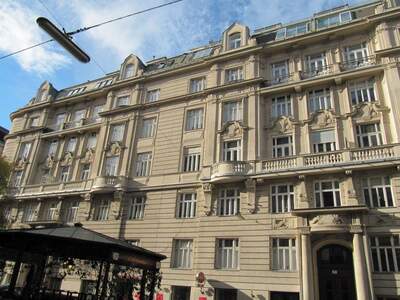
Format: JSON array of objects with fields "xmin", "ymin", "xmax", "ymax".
[
  {"xmin": 109, "ymin": 124, "xmax": 125, "ymax": 143},
  {"xmin": 222, "ymin": 140, "xmax": 242, "ymax": 162},
  {"xmin": 55, "ymin": 113, "xmax": 66, "ymax": 128},
  {"xmin": 370, "ymin": 235, "xmax": 400, "ymax": 272},
  {"xmin": 146, "ymin": 89, "xmax": 160, "ymax": 103},
  {"xmin": 66, "ymin": 137, "xmax": 77, "ymax": 153},
  {"xmin": 272, "ymin": 136, "xmax": 293, "ymax": 158},
  {"xmin": 128, "ymin": 196, "xmax": 146, "ymax": 220},
  {"xmin": 13, "ymin": 170, "xmax": 23, "ymax": 187},
  {"xmin": 271, "ymin": 61, "xmax": 289, "ymax": 83},
  {"xmin": 308, "ymin": 88, "xmax": 332, "ymax": 113},
  {"xmin": 362, "ymin": 176, "xmax": 394, "ymax": 208},
  {"xmin": 311, "ymin": 130, "xmax": 336, "ymax": 153},
  {"xmin": 93, "ymin": 199, "xmax": 110, "ymax": 221},
  {"xmin": 228, "ymin": 33, "xmax": 241, "ymax": 50},
  {"xmin": 135, "ymin": 152, "xmax": 152, "ymax": 177},
  {"xmin": 62, "ymin": 200, "xmax": 79, "ymax": 223},
  {"xmin": 218, "ymin": 188, "xmax": 240, "ymax": 216},
  {"xmin": 271, "ymin": 184, "xmax": 294, "ymax": 213},
  {"xmin": 73, "ymin": 109, "xmax": 86, "ymax": 122},
  {"xmin": 42, "ymin": 202, "xmax": 57, "ymax": 221},
  {"xmin": 317, "ymin": 11, "xmax": 352, "ymax": 29},
  {"xmin": 216, "ymin": 239, "xmax": 239, "ymax": 269},
  {"xmin": 223, "ymin": 101, "xmax": 242, "ymax": 123},
  {"xmin": 356, "ymin": 123, "xmax": 383, "ymax": 148},
  {"xmin": 305, "ymin": 52, "xmax": 327, "ymax": 74},
  {"xmin": 104, "ymin": 156, "xmax": 119, "ymax": 176},
  {"xmin": 172, "ymin": 239, "xmax": 193, "ymax": 269},
  {"xmin": 48, "ymin": 140, "xmax": 58, "ymax": 156},
  {"xmin": 140, "ymin": 118, "xmax": 156, "ymax": 138},
  {"xmin": 177, "ymin": 193, "xmax": 197, "ymax": 218},
  {"xmin": 115, "ymin": 96, "xmax": 129, "ymax": 107},
  {"xmin": 225, "ymin": 67, "xmax": 243, "ymax": 83},
  {"xmin": 272, "ymin": 238, "xmax": 297, "ymax": 271},
  {"xmin": 30, "ymin": 117, "xmax": 39, "ymax": 127},
  {"xmin": 349, "ymin": 79, "xmax": 376, "ymax": 105},
  {"xmin": 21, "ymin": 202, "xmax": 36, "ymax": 222},
  {"xmin": 123, "ymin": 64, "xmax": 134, "ymax": 79},
  {"xmin": 314, "ymin": 180, "xmax": 341, "ymax": 208},
  {"xmin": 92, "ymin": 105, "xmax": 103, "ymax": 121},
  {"xmin": 190, "ymin": 77, "xmax": 205, "ymax": 93},
  {"xmin": 87, "ymin": 133, "xmax": 97, "ymax": 149},
  {"xmin": 80, "ymin": 164, "xmax": 91, "ymax": 180},
  {"xmin": 183, "ymin": 147, "xmax": 201, "ymax": 172},
  {"xmin": 19, "ymin": 143, "xmax": 32, "ymax": 160},
  {"xmin": 271, "ymin": 95, "xmax": 292, "ymax": 118},
  {"xmin": 186, "ymin": 108, "xmax": 204, "ymax": 131},
  {"xmin": 343, "ymin": 42, "xmax": 369, "ymax": 67},
  {"xmin": 59, "ymin": 166, "xmax": 70, "ymax": 182}
]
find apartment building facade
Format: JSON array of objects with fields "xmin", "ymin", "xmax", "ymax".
[{"xmin": 2, "ymin": 0, "xmax": 400, "ymax": 299}]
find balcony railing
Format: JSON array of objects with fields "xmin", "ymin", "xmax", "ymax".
[
  {"xmin": 301, "ymin": 64, "xmax": 333, "ymax": 79},
  {"xmin": 211, "ymin": 161, "xmax": 252, "ymax": 181},
  {"xmin": 263, "ymin": 73, "xmax": 294, "ymax": 87},
  {"xmin": 262, "ymin": 145, "xmax": 399, "ymax": 173},
  {"xmin": 47, "ymin": 118, "xmax": 101, "ymax": 132},
  {"xmin": 13, "ymin": 179, "xmax": 93, "ymax": 196},
  {"xmin": 340, "ymin": 55, "xmax": 376, "ymax": 71}
]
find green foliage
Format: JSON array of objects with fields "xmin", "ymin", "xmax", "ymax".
[{"xmin": 0, "ymin": 156, "xmax": 10, "ymax": 194}]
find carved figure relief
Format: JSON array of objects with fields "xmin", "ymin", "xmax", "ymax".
[
  {"xmin": 272, "ymin": 116, "xmax": 294, "ymax": 134},
  {"xmin": 309, "ymin": 214, "xmax": 349, "ymax": 226},
  {"xmin": 60, "ymin": 152, "xmax": 73, "ymax": 166},
  {"xmin": 44, "ymin": 155, "xmax": 55, "ymax": 169},
  {"xmin": 14, "ymin": 158, "xmax": 27, "ymax": 170},
  {"xmin": 220, "ymin": 121, "xmax": 245, "ymax": 138},
  {"xmin": 109, "ymin": 142, "xmax": 122, "ymax": 156},
  {"xmin": 202, "ymin": 183, "xmax": 213, "ymax": 216},
  {"xmin": 315, "ymin": 110, "xmax": 334, "ymax": 128},
  {"xmin": 273, "ymin": 218, "xmax": 289, "ymax": 229},
  {"xmin": 82, "ymin": 149, "xmax": 94, "ymax": 163}
]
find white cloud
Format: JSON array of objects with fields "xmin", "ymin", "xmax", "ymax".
[{"xmin": 0, "ymin": 1, "xmax": 70, "ymax": 74}]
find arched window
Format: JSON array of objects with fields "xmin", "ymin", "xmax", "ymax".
[
  {"xmin": 228, "ymin": 33, "xmax": 241, "ymax": 50},
  {"xmin": 123, "ymin": 64, "xmax": 134, "ymax": 79}
]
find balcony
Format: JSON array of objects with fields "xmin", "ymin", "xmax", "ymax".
[
  {"xmin": 340, "ymin": 55, "xmax": 376, "ymax": 71},
  {"xmin": 92, "ymin": 176, "xmax": 128, "ymax": 191},
  {"xmin": 46, "ymin": 118, "xmax": 101, "ymax": 133},
  {"xmin": 12, "ymin": 179, "xmax": 93, "ymax": 197},
  {"xmin": 262, "ymin": 145, "xmax": 400, "ymax": 174},
  {"xmin": 263, "ymin": 73, "xmax": 294, "ymax": 87},
  {"xmin": 301, "ymin": 65, "xmax": 333, "ymax": 79},
  {"xmin": 211, "ymin": 161, "xmax": 253, "ymax": 182}
]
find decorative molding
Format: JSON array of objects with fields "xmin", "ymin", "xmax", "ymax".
[
  {"xmin": 202, "ymin": 183, "xmax": 213, "ymax": 216},
  {"xmin": 60, "ymin": 152, "xmax": 73, "ymax": 166},
  {"xmin": 245, "ymin": 178, "xmax": 257, "ymax": 214},
  {"xmin": 219, "ymin": 121, "xmax": 248, "ymax": 138},
  {"xmin": 267, "ymin": 116, "xmax": 297, "ymax": 134}
]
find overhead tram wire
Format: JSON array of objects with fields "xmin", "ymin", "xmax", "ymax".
[{"xmin": 0, "ymin": 0, "xmax": 184, "ymax": 62}]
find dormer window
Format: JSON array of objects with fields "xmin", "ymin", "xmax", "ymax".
[
  {"xmin": 123, "ymin": 64, "xmax": 134, "ymax": 79},
  {"xmin": 228, "ymin": 33, "xmax": 241, "ymax": 50}
]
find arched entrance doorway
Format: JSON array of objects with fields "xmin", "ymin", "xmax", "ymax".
[{"xmin": 317, "ymin": 244, "xmax": 356, "ymax": 300}]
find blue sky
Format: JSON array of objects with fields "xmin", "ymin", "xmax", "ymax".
[{"xmin": 0, "ymin": 0, "xmax": 363, "ymax": 129}]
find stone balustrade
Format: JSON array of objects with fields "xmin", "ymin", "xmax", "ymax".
[{"xmin": 211, "ymin": 161, "xmax": 252, "ymax": 182}]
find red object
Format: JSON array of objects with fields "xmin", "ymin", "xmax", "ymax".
[
  {"xmin": 199, "ymin": 296, "xmax": 207, "ymax": 300},
  {"xmin": 156, "ymin": 292, "xmax": 164, "ymax": 300}
]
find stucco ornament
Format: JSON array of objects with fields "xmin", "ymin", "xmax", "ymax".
[
  {"xmin": 60, "ymin": 152, "xmax": 73, "ymax": 166},
  {"xmin": 109, "ymin": 142, "xmax": 122, "ymax": 156},
  {"xmin": 82, "ymin": 148, "xmax": 95, "ymax": 163},
  {"xmin": 202, "ymin": 183, "xmax": 213, "ymax": 216},
  {"xmin": 315, "ymin": 110, "xmax": 334, "ymax": 128},
  {"xmin": 358, "ymin": 102, "xmax": 378, "ymax": 121},
  {"xmin": 44, "ymin": 155, "xmax": 55, "ymax": 169},
  {"xmin": 272, "ymin": 116, "xmax": 293, "ymax": 134},
  {"xmin": 220, "ymin": 121, "xmax": 245, "ymax": 138},
  {"xmin": 310, "ymin": 214, "xmax": 349, "ymax": 226},
  {"xmin": 273, "ymin": 218, "xmax": 288, "ymax": 229},
  {"xmin": 14, "ymin": 158, "xmax": 28, "ymax": 170}
]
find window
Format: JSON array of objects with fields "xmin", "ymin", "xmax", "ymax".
[
  {"xmin": 186, "ymin": 109, "xmax": 203, "ymax": 130},
  {"xmin": 80, "ymin": 164, "xmax": 91, "ymax": 180},
  {"xmin": 192, "ymin": 47, "xmax": 213, "ymax": 59},
  {"xmin": 92, "ymin": 105, "xmax": 103, "ymax": 121},
  {"xmin": 123, "ymin": 64, "xmax": 134, "ymax": 79},
  {"xmin": 104, "ymin": 156, "xmax": 119, "ymax": 176},
  {"xmin": 362, "ymin": 176, "xmax": 394, "ymax": 208},
  {"xmin": 305, "ymin": 52, "xmax": 327, "ymax": 75},
  {"xmin": 272, "ymin": 238, "xmax": 297, "ymax": 271},
  {"xmin": 370, "ymin": 235, "xmax": 400, "ymax": 272},
  {"xmin": 140, "ymin": 118, "xmax": 156, "ymax": 138},
  {"xmin": 218, "ymin": 188, "xmax": 240, "ymax": 216},
  {"xmin": 216, "ymin": 239, "xmax": 239, "ymax": 269},
  {"xmin": 349, "ymin": 79, "xmax": 376, "ymax": 105},
  {"xmin": 190, "ymin": 77, "xmax": 205, "ymax": 93},
  {"xmin": 41, "ymin": 202, "xmax": 57, "ymax": 221},
  {"xmin": 73, "ymin": 109, "xmax": 86, "ymax": 121},
  {"xmin": 343, "ymin": 42, "xmax": 369, "ymax": 67},
  {"xmin": 276, "ymin": 22, "xmax": 309, "ymax": 39},
  {"xmin": 66, "ymin": 137, "xmax": 77, "ymax": 153},
  {"xmin": 109, "ymin": 124, "xmax": 125, "ymax": 143},
  {"xmin": 93, "ymin": 199, "xmax": 110, "ymax": 221},
  {"xmin": 21, "ymin": 202, "xmax": 36, "ymax": 222},
  {"xmin": 228, "ymin": 32, "xmax": 241, "ymax": 49},
  {"xmin": 171, "ymin": 286, "xmax": 191, "ymax": 300},
  {"xmin": 29, "ymin": 117, "xmax": 39, "ymax": 127},
  {"xmin": 271, "ymin": 292, "xmax": 299, "ymax": 300},
  {"xmin": 308, "ymin": 88, "xmax": 331, "ymax": 113},
  {"xmin": 13, "ymin": 171, "xmax": 23, "ymax": 187},
  {"xmin": 48, "ymin": 140, "xmax": 58, "ymax": 156},
  {"xmin": 18, "ymin": 143, "xmax": 32, "ymax": 160},
  {"xmin": 356, "ymin": 123, "xmax": 382, "ymax": 147},
  {"xmin": 55, "ymin": 113, "xmax": 66, "ymax": 128},
  {"xmin": 128, "ymin": 196, "xmax": 146, "ymax": 220},
  {"xmin": 226, "ymin": 67, "xmax": 243, "ymax": 83},
  {"xmin": 67, "ymin": 86, "xmax": 86, "ymax": 96},
  {"xmin": 2, "ymin": 206, "xmax": 12, "ymax": 223},
  {"xmin": 317, "ymin": 11, "xmax": 352, "ymax": 29},
  {"xmin": 223, "ymin": 101, "xmax": 242, "ymax": 123},
  {"xmin": 62, "ymin": 200, "xmax": 79, "ymax": 223},
  {"xmin": 272, "ymin": 136, "xmax": 293, "ymax": 158},
  {"xmin": 314, "ymin": 180, "xmax": 341, "ymax": 207},
  {"xmin": 222, "ymin": 140, "xmax": 241, "ymax": 161},
  {"xmin": 215, "ymin": 289, "xmax": 238, "ymax": 300},
  {"xmin": 135, "ymin": 152, "xmax": 152, "ymax": 177},
  {"xmin": 95, "ymin": 79, "xmax": 113, "ymax": 89},
  {"xmin": 177, "ymin": 193, "xmax": 196, "ymax": 218},
  {"xmin": 146, "ymin": 89, "xmax": 160, "ymax": 103},
  {"xmin": 183, "ymin": 147, "xmax": 201, "ymax": 172},
  {"xmin": 271, "ymin": 61, "xmax": 289, "ymax": 83},
  {"xmin": 172, "ymin": 239, "xmax": 193, "ymax": 269},
  {"xmin": 115, "ymin": 96, "xmax": 129, "ymax": 107},
  {"xmin": 59, "ymin": 166, "xmax": 70, "ymax": 182},
  {"xmin": 87, "ymin": 133, "xmax": 97, "ymax": 149},
  {"xmin": 311, "ymin": 130, "xmax": 336, "ymax": 153},
  {"xmin": 271, "ymin": 184, "xmax": 294, "ymax": 213},
  {"xmin": 271, "ymin": 95, "xmax": 292, "ymax": 118}
]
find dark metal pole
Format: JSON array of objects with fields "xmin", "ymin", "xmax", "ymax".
[
  {"xmin": 95, "ymin": 261, "xmax": 104, "ymax": 299},
  {"xmin": 140, "ymin": 269, "xmax": 147, "ymax": 300},
  {"xmin": 8, "ymin": 251, "xmax": 22, "ymax": 294},
  {"xmin": 100, "ymin": 262, "xmax": 110, "ymax": 299}
]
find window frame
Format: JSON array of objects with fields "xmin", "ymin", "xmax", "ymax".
[
  {"xmin": 80, "ymin": 163, "xmax": 91, "ymax": 180},
  {"xmin": 177, "ymin": 193, "xmax": 197, "ymax": 219},
  {"xmin": 349, "ymin": 79, "xmax": 376, "ymax": 105},
  {"xmin": 310, "ymin": 130, "xmax": 336, "ymax": 153},
  {"xmin": 218, "ymin": 188, "xmax": 240, "ymax": 216},
  {"xmin": 362, "ymin": 176, "xmax": 394, "ymax": 208},
  {"xmin": 115, "ymin": 96, "xmax": 129, "ymax": 107},
  {"xmin": 59, "ymin": 166, "xmax": 70, "ymax": 182},
  {"xmin": 228, "ymin": 32, "xmax": 241, "ymax": 50},
  {"xmin": 140, "ymin": 117, "xmax": 157, "ymax": 138},
  {"xmin": 271, "ymin": 95, "xmax": 292, "ymax": 118},
  {"xmin": 272, "ymin": 135, "xmax": 294, "ymax": 158},
  {"xmin": 222, "ymin": 101, "xmax": 242, "ymax": 123},
  {"xmin": 356, "ymin": 123, "xmax": 383, "ymax": 148},
  {"xmin": 272, "ymin": 237, "xmax": 297, "ymax": 271},
  {"xmin": 135, "ymin": 152, "xmax": 152, "ymax": 177},
  {"xmin": 225, "ymin": 67, "xmax": 244, "ymax": 83},
  {"xmin": 93, "ymin": 199, "xmax": 110, "ymax": 221},
  {"xmin": 185, "ymin": 108, "xmax": 204, "ymax": 131},
  {"xmin": 216, "ymin": 238, "xmax": 239, "ymax": 269},
  {"xmin": 189, "ymin": 77, "xmax": 206, "ymax": 93},
  {"xmin": 370, "ymin": 235, "xmax": 400, "ymax": 272},
  {"xmin": 222, "ymin": 139, "xmax": 242, "ymax": 162},
  {"xmin": 182, "ymin": 147, "xmax": 201, "ymax": 172},
  {"xmin": 109, "ymin": 124, "xmax": 125, "ymax": 143},
  {"xmin": 314, "ymin": 180, "xmax": 341, "ymax": 208},
  {"xmin": 145, "ymin": 89, "xmax": 160, "ymax": 103},
  {"xmin": 128, "ymin": 196, "xmax": 146, "ymax": 220},
  {"xmin": 308, "ymin": 88, "xmax": 332, "ymax": 113},
  {"xmin": 172, "ymin": 239, "xmax": 193, "ymax": 269},
  {"xmin": 271, "ymin": 184, "xmax": 295, "ymax": 213},
  {"xmin": 104, "ymin": 156, "xmax": 119, "ymax": 176}
]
